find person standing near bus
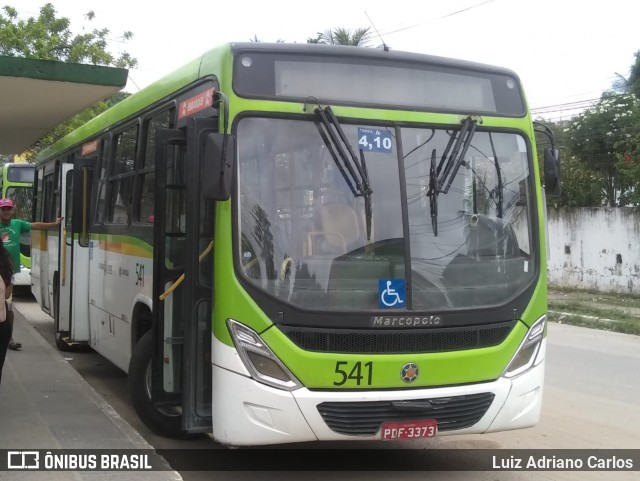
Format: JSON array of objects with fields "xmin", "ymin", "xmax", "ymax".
[
  {"xmin": 0, "ymin": 198, "xmax": 61, "ymax": 350},
  {"xmin": 0, "ymin": 240, "xmax": 15, "ymax": 386}
]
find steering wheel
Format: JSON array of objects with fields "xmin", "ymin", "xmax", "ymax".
[{"xmin": 277, "ymin": 257, "xmax": 296, "ymax": 302}]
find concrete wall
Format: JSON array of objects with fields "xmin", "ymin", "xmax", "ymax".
[{"xmin": 547, "ymin": 207, "xmax": 640, "ymax": 293}]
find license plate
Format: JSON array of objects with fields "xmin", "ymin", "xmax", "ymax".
[{"xmin": 380, "ymin": 419, "xmax": 438, "ymax": 440}]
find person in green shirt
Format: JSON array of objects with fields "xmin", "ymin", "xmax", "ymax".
[{"xmin": 0, "ymin": 198, "xmax": 61, "ymax": 350}]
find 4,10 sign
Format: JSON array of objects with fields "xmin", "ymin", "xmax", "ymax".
[{"xmin": 358, "ymin": 127, "xmax": 393, "ymax": 153}]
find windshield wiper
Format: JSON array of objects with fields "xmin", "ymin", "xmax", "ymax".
[
  {"xmin": 427, "ymin": 116, "xmax": 478, "ymax": 236},
  {"xmin": 429, "ymin": 148, "xmax": 439, "ymax": 236},
  {"xmin": 488, "ymin": 133, "xmax": 503, "ymax": 218},
  {"xmin": 437, "ymin": 116, "xmax": 478, "ymax": 194},
  {"xmin": 314, "ymin": 106, "xmax": 373, "ymax": 240}
]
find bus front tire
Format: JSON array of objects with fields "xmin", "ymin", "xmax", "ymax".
[
  {"xmin": 55, "ymin": 333, "xmax": 73, "ymax": 352},
  {"xmin": 128, "ymin": 331, "xmax": 194, "ymax": 439}
]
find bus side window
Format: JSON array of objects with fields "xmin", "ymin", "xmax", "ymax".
[
  {"xmin": 42, "ymin": 174, "xmax": 56, "ymax": 222},
  {"xmin": 94, "ymin": 140, "xmax": 107, "ymax": 225},
  {"xmin": 139, "ymin": 109, "xmax": 173, "ymax": 224},
  {"xmin": 79, "ymin": 166, "xmax": 93, "ymax": 247},
  {"xmin": 35, "ymin": 168, "xmax": 44, "ymax": 222},
  {"xmin": 108, "ymin": 125, "xmax": 138, "ymax": 225},
  {"xmin": 65, "ymin": 170, "xmax": 73, "ymax": 229}
]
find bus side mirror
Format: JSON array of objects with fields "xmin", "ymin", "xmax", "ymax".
[
  {"xmin": 543, "ymin": 147, "xmax": 561, "ymax": 197},
  {"xmin": 201, "ymin": 133, "xmax": 236, "ymax": 200}
]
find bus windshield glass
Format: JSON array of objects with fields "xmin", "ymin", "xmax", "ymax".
[
  {"xmin": 5, "ymin": 186, "xmax": 33, "ymax": 220},
  {"xmin": 236, "ymin": 117, "xmax": 535, "ymax": 313},
  {"xmin": 7, "ymin": 165, "xmax": 35, "ymax": 183}
]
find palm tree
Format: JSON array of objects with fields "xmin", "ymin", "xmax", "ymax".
[
  {"xmin": 250, "ymin": 35, "xmax": 286, "ymax": 43},
  {"xmin": 611, "ymin": 50, "xmax": 640, "ymax": 97},
  {"xmin": 307, "ymin": 27, "xmax": 371, "ymax": 47},
  {"xmin": 628, "ymin": 50, "xmax": 640, "ymax": 98}
]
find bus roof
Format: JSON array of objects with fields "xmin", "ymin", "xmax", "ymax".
[{"xmin": 36, "ymin": 42, "xmax": 522, "ymax": 164}]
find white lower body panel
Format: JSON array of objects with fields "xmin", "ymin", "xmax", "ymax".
[
  {"xmin": 13, "ymin": 267, "xmax": 31, "ymax": 287},
  {"xmin": 210, "ymin": 339, "xmax": 546, "ymax": 446}
]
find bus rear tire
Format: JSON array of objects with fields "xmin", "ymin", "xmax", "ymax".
[{"xmin": 128, "ymin": 331, "xmax": 194, "ymax": 439}]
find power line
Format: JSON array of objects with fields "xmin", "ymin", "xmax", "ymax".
[
  {"xmin": 532, "ymin": 93, "xmax": 636, "ymax": 112},
  {"xmin": 531, "ymin": 92, "xmax": 637, "ymax": 122},
  {"xmin": 531, "ymin": 98, "xmax": 601, "ymax": 113},
  {"xmin": 364, "ymin": 11, "xmax": 389, "ymax": 51},
  {"xmin": 377, "ymin": 0, "xmax": 497, "ymax": 37}
]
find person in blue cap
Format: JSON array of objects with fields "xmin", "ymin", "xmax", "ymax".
[{"xmin": 0, "ymin": 198, "xmax": 61, "ymax": 350}]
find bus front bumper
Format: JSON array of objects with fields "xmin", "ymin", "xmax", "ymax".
[{"xmin": 210, "ymin": 340, "xmax": 546, "ymax": 446}]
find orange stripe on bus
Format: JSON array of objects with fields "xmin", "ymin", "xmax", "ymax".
[{"xmin": 98, "ymin": 240, "xmax": 152, "ymax": 258}]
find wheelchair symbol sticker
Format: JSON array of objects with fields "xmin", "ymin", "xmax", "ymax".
[{"xmin": 379, "ymin": 279, "xmax": 406, "ymax": 308}]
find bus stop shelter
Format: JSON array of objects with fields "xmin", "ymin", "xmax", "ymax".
[{"xmin": 0, "ymin": 56, "xmax": 128, "ymax": 154}]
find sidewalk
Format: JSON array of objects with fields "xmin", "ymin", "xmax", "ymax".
[{"xmin": 1, "ymin": 303, "xmax": 182, "ymax": 480}]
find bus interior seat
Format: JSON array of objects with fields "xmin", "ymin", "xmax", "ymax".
[
  {"xmin": 307, "ymin": 192, "xmax": 362, "ymax": 256},
  {"xmin": 442, "ymin": 215, "xmax": 524, "ymax": 305}
]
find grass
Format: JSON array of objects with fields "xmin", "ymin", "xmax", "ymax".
[
  {"xmin": 548, "ymin": 300, "xmax": 640, "ymax": 336},
  {"xmin": 549, "ymin": 286, "xmax": 640, "ymax": 308}
]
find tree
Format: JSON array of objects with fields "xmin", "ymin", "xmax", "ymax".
[
  {"xmin": 563, "ymin": 93, "xmax": 640, "ymax": 206},
  {"xmin": 248, "ymin": 35, "xmax": 285, "ymax": 44},
  {"xmin": 535, "ymin": 119, "xmax": 601, "ymax": 207},
  {"xmin": 307, "ymin": 27, "xmax": 371, "ymax": 47},
  {"xmin": 0, "ymin": 3, "xmax": 137, "ymax": 68},
  {"xmin": 603, "ymin": 50, "xmax": 640, "ymax": 206},
  {"xmin": 540, "ymin": 49, "xmax": 640, "ymax": 208},
  {"xmin": 29, "ymin": 92, "xmax": 129, "ymax": 159},
  {"xmin": 552, "ymin": 155, "xmax": 604, "ymax": 207},
  {"xmin": 613, "ymin": 104, "xmax": 640, "ymax": 205},
  {"xmin": 628, "ymin": 50, "xmax": 640, "ymax": 98}
]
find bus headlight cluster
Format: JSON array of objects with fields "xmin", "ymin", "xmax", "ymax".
[
  {"xmin": 502, "ymin": 315, "xmax": 546, "ymax": 378},
  {"xmin": 227, "ymin": 319, "xmax": 301, "ymax": 391}
]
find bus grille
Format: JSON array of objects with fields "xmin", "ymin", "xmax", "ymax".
[
  {"xmin": 317, "ymin": 393, "xmax": 495, "ymax": 436},
  {"xmin": 281, "ymin": 322, "xmax": 515, "ymax": 354}
]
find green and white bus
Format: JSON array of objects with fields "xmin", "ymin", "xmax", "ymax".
[
  {"xmin": 1, "ymin": 162, "xmax": 35, "ymax": 286},
  {"xmin": 32, "ymin": 43, "xmax": 560, "ymax": 445}
]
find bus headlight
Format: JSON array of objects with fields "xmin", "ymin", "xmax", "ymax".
[
  {"xmin": 503, "ymin": 315, "xmax": 546, "ymax": 379},
  {"xmin": 227, "ymin": 319, "xmax": 301, "ymax": 391}
]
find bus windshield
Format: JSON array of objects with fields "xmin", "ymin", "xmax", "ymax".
[
  {"xmin": 6, "ymin": 185, "xmax": 33, "ymax": 220},
  {"xmin": 237, "ymin": 116, "xmax": 535, "ymax": 313}
]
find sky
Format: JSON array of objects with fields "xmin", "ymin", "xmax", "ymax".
[{"xmin": 12, "ymin": 0, "xmax": 640, "ymax": 121}]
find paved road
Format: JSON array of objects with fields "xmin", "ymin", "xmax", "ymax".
[{"xmin": 13, "ymin": 296, "xmax": 640, "ymax": 480}]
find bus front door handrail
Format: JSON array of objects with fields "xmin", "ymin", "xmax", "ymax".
[
  {"xmin": 158, "ymin": 240, "xmax": 214, "ymax": 301},
  {"xmin": 61, "ymin": 226, "xmax": 67, "ymax": 286}
]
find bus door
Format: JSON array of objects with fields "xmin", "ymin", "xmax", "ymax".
[
  {"xmin": 151, "ymin": 118, "xmax": 216, "ymax": 432},
  {"xmin": 57, "ymin": 159, "xmax": 94, "ymax": 345}
]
